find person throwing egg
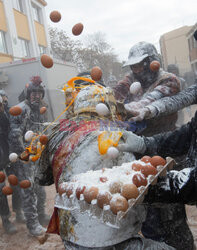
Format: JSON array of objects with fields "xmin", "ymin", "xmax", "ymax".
[
  {"xmin": 118, "ymin": 110, "xmax": 197, "ymax": 250},
  {"xmin": 113, "ymin": 41, "xmax": 180, "ymax": 136},
  {"xmin": 113, "ymin": 41, "xmax": 194, "ymax": 250}
]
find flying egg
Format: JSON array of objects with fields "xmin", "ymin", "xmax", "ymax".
[{"xmin": 9, "ymin": 153, "xmax": 18, "ymax": 162}]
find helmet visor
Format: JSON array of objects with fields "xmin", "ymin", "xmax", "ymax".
[{"xmin": 123, "ymin": 54, "xmax": 148, "ymax": 67}]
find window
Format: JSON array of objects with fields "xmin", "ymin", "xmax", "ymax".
[
  {"xmin": 17, "ymin": 38, "xmax": 30, "ymax": 57},
  {"xmin": 0, "ymin": 31, "xmax": 7, "ymax": 54},
  {"xmin": 39, "ymin": 45, "xmax": 46, "ymax": 55},
  {"xmin": 32, "ymin": 4, "xmax": 41, "ymax": 23},
  {"xmin": 12, "ymin": 0, "xmax": 23, "ymax": 12},
  {"xmin": 192, "ymin": 36, "xmax": 195, "ymax": 49},
  {"xmin": 188, "ymin": 38, "xmax": 191, "ymax": 51},
  {"xmin": 193, "ymin": 37, "xmax": 197, "ymax": 48},
  {"xmin": 189, "ymin": 37, "xmax": 193, "ymax": 51}
]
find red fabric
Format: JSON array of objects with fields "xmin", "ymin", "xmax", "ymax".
[
  {"xmin": 48, "ymin": 121, "xmax": 100, "ymax": 235},
  {"xmin": 113, "ymin": 75, "xmax": 131, "ymax": 102},
  {"xmin": 46, "ymin": 207, "xmax": 60, "ymax": 235},
  {"xmin": 52, "ymin": 120, "xmax": 99, "ymax": 191}
]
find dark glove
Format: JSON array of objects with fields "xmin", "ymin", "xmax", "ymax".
[{"xmin": 145, "ymin": 167, "xmax": 197, "ymax": 204}]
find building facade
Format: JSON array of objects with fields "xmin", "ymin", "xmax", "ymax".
[
  {"xmin": 0, "ymin": 0, "xmax": 50, "ymax": 63},
  {"xmin": 187, "ymin": 23, "xmax": 197, "ymax": 74},
  {"xmin": 159, "ymin": 26, "xmax": 192, "ymax": 76}
]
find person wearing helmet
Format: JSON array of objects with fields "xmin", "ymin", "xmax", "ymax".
[
  {"xmin": 128, "ymin": 30, "xmax": 197, "ymax": 123},
  {"xmin": 113, "ymin": 42, "xmax": 194, "ymax": 249},
  {"xmin": 0, "ymin": 94, "xmax": 18, "ymax": 234},
  {"xmin": 35, "ymin": 79, "xmax": 176, "ymax": 250},
  {"xmin": 113, "ymin": 41, "xmax": 180, "ymax": 136},
  {"xmin": 35, "ymin": 78, "xmax": 197, "ymax": 250},
  {"xmin": 9, "ymin": 76, "xmax": 49, "ymax": 236}
]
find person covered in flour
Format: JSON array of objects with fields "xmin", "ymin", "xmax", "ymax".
[
  {"xmin": 9, "ymin": 76, "xmax": 50, "ymax": 236},
  {"xmin": 34, "ymin": 75, "xmax": 197, "ymax": 250}
]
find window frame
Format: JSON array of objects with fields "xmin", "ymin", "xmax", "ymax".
[
  {"xmin": 12, "ymin": 0, "xmax": 24, "ymax": 13},
  {"xmin": 31, "ymin": 3, "xmax": 41, "ymax": 23},
  {"xmin": 0, "ymin": 31, "xmax": 7, "ymax": 54},
  {"xmin": 193, "ymin": 36, "xmax": 197, "ymax": 48},
  {"xmin": 17, "ymin": 38, "xmax": 30, "ymax": 58},
  {"xmin": 39, "ymin": 45, "xmax": 46, "ymax": 55}
]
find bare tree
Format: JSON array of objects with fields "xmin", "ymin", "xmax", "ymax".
[
  {"xmin": 49, "ymin": 27, "xmax": 82, "ymax": 62},
  {"xmin": 49, "ymin": 27, "xmax": 124, "ymax": 83},
  {"xmin": 78, "ymin": 32, "xmax": 124, "ymax": 82}
]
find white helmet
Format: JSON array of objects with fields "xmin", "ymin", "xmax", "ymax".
[
  {"xmin": 123, "ymin": 41, "xmax": 160, "ymax": 67},
  {"xmin": 73, "ymin": 85, "xmax": 117, "ymax": 118}
]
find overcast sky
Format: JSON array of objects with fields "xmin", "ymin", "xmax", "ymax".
[{"xmin": 45, "ymin": 0, "xmax": 197, "ymax": 62}]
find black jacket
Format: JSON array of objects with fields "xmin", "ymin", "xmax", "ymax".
[
  {"xmin": 144, "ymin": 111, "xmax": 197, "ymax": 203},
  {"xmin": 140, "ymin": 111, "xmax": 197, "ymax": 250},
  {"xmin": 0, "ymin": 111, "xmax": 10, "ymax": 169},
  {"xmin": 145, "ymin": 110, "xmax": 197, "ymax": 170}
]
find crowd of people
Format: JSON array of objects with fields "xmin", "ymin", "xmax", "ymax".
[{"xmin": 0, "ymin": 31, "xmax": 197, "ymax": 250}]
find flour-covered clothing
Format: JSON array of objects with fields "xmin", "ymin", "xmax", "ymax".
[
  {"xmin": 9, "ymin": 100, "xmax": 47, "ymax": 230},
  {"xmin": 145, "ymin": 84, "xmax": 197, "ymax": 119},
  {"xmin": 142, "ymin": 111, "xmax": 197, "ymax": 250},
  {"xmin": 36, "ymin": 118, "xmax": 177, "ymax": 250},
  {"xmin": 113, "ymin": 69, "xmax": 180, "ymax": 136}
]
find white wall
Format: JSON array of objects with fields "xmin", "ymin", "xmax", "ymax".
[
  {"xmin": 45, "ymin": 60, "xmax": 78, "ymax": 121},
  {"xmin": 0, "ymin": 58, "xmax": 78, "ymax": 121}
]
